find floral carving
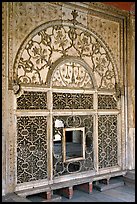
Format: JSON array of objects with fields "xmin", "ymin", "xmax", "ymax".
[
  {"xmin": 54, "ymin": 30, "xmax": 68, "ymax": 48},
  {"xmin": 15, "ymin": 24, "xmax": 116, "ymax": 89},
  {"xmin": 93, "ymin": 54, "xmax": 109, "ymax": 76}
]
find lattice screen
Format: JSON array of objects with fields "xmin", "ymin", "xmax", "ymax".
[
  {"xmin": 17, "ymin": 116, "xmax": 47, "ymax": 183},
  {"xmin": 98, "ymin": 95, "xmax": 117, "ymax": 109},
  {"xmin": 98, "ymin": 115, "xmax": 118, "ymax": 169},
  {"xmin": 17, "ymin": 91, "xmax": 47, "ymax": 109},
  {"xmin": 53, "ymin": 93, "xmax": 93, "ymax": 109},
  {"xmin": 53, "ymin": 115, "xmax": 94, "ymax": 177}
]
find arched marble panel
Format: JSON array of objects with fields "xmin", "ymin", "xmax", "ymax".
[{"xmin": 13, "ymin": 19, "xmax": 119, "ymax": 91}]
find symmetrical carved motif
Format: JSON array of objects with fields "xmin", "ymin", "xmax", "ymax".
[
  {"xmin": 98, "ymin": 115, "xmax": 118, "ymax": 168},
  {"xmin": 17, "ymin": 116, "xmax": 47, "ymax": 183},
  {"xmin": 17, "ymin": 91, "xmax": 47, "ymax": 109},
  {"xmin": 98, "ymin": 95, "xmax": 117, "ymax": 109},
  {"xmin": 53, "ymin": 115, "xmax": 94, "ymax": 177},
  {"xmin": 53, "ymin": 93, "xmax": 93, "ymax": 109},
  {"xmin": 15, "ymin": 23, "xmax": 116, "ymax": 89},
  {"xmin": 52, "ymin": 62, "xmax": 94, "ymax": 88}
]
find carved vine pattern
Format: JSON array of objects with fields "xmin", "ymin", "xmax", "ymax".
[
  {"xmin": 53, "ymin": 93, "xmax": 93, "ymax": 109},
  {"xmin": 17, "ymin": 116, "xmax": 48, "ymax": 183},
  {"xmin": 98, "ymin": 115, "xmax": 118, "ymax": 169},
  {"xmin": 17, "ymin": 91, "xmax": 47, "ymax": 109},
  {"xmin": 16, "ymin": 24, "xmax": 116, "ymax": 89}
]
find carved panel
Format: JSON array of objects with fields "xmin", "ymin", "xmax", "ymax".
[
  {"xmin": 52, "ymin": 62, "xmax": 94, "ymax": 88},
  {"xmin": 53, "ymin": 92, "xmax": 93, "ymax": 109},
  {"xmin": 15, "ymin": 22, "xmax": 116, "ymax": 90},
  {"xmin": 17, "ymin": 91, "xmax": 47, "ymax": 109},
  {"xmin": 53, "ymin": 115, "xmax": 94, "ymax": 177},
  {"xmin": 98, "ymin": 115, "xmax": 118, "ymax": 169},
  {"xmin": 98, "ymin": 95, "xmax": 117, "ymax": 109},
  {"xmin": 17, "ymin": 116, "xmax": 47, "ymax": 183},
  {"xmin": 87, "ymin": 14, "xmax": 120, "ymax": 73}
]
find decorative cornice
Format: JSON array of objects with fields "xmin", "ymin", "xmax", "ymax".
[{"xmin": 50, "ymin": 2, "xmax": 129, "ymax": 19}]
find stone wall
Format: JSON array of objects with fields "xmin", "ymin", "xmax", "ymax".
[{"xmin": 127, "ymin": 15, "xmax": 135, "ymax": 170}]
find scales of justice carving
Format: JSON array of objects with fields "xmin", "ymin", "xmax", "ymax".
[{"xmin": 52, "ymin": 62, "xmax": 93, "ymax": 88}]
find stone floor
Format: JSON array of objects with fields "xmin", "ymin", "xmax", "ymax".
[
  {"xmin": 61, "ymin": 185, "xmax": 135, "ymax": 202},
  {"xmin": 2, "ymin": 184, "xmax": 135, "ymax": 202}
]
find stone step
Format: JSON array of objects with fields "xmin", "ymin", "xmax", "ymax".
[
  {"xmin": 16, "ymin": 185, "xmax": 50, "ymax": 197},
  {"xmin": 123, "ymin": 170, "xmax": 135, "ymax": 188},
  {"xmin": 27, "ymin": 194, "xmax": 62, "ymax": 202},
  {"xmin": 93, "ymin": 177, "xmax": 124, "ymax": 192},
  {"xmin": 2, "ymin": 193, "xmax": 31, "ymax": 202}
]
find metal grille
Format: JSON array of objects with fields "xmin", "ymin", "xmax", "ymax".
[
  {"xmin": 98, "ymin": 95, "xmax": 117, "ymax": 109},
  {"xmin": 98, "ymin": 115, "xmax": 118, "ymax": 169},
  {"xmin": 53, "ymin": 115, "xmax": 94, "ymax": 177},
  {"xmin": 17, "ymin": 91, "xmax": 47, "ymax": 109},
  {"xmin": 17, "ymin": 116, "xmax": 47, "ymax": 183},
  {"xmin": 53, "ymin": 93, "xmax": 93, "ymax": 109}
]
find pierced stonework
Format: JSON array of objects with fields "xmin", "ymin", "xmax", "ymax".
[
  {"xmin": 17, "ymin": 91, "xmax": 47, "ymax": 109},
  {"xmin": 53, "ymin": 92, "xmax": 93, "ymax": 109},
  {"xmin": 17, "ymin": 116, "xmax": 47, "ymax": 183},
  {"xmin": 98, "ymin": 115, "xmax": 118, "ymax": 169},
  {"xmin": 14, "ymin": 23, "xmax": 116, "ymax": 90},
  {"xmin": 98, "ymin": 95, "xmax": 117, "ymax": 109},
  {"xmin": 53, "ymin": 115, "xmax": 94, "ymax": 177}
]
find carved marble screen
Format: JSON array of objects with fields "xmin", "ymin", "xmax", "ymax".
[{"xmin": 11, "ymin": 5, "xmax": 123, "ymax": 190}]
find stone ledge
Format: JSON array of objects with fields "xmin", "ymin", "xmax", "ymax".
[{"xmin": 93, "ymin": 177, "xmax": 124, "ymax": 192}]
